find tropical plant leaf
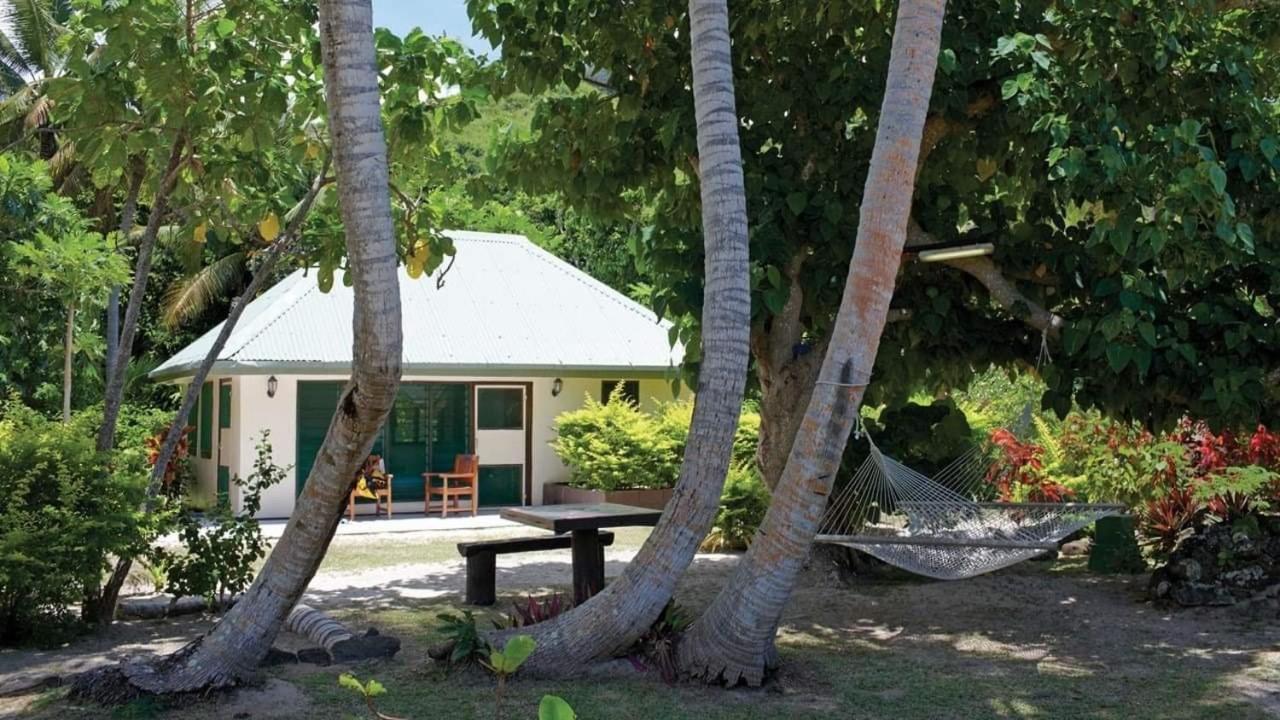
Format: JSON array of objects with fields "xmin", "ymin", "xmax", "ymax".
[{"xmin": 161, "ymin": 251, "xmax": 246, "ymax": 329}]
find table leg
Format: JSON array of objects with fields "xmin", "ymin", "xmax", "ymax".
[{"xmin": 571, "ymin": 529, "xmax": 604, "ymax": 604}]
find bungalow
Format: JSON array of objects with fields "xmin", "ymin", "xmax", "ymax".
[{"xmin": 151, "ymin": 231, "xmax": 683, "ymax": 519}]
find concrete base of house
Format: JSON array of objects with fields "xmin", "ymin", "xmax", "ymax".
[{"xmin": 542, "ymin": 483, "xmax": 674, "ymax": 510}]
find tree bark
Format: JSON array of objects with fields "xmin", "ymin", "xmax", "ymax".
[
  {"xmin": 105, "ymin": 165, "xmax": 145, "ymax": 382},
  {"xmin": 104, "ymin": 0, "xmax": 403, "ymax": 693},
  {"xmin": 62, "ymin": 302, "xmax": 75, "ymax": 423},
  {"xmin": 95, "ymin": 136, "xmax": 187, "ymax": 454},
  {"xmin": 678, "ymin": 0, "xmax": 949, "ymax": 686},
  {"xmin": 91, "ymin": 164, "xmax": 330, "ymax": 626},
  {"xmin": 484, "ymin": 0, "xmax": 751, "ymax": 676}
]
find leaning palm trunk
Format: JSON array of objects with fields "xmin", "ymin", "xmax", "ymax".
[
  {"xmin": 487, "ymin": 0, "xmax": 751, "ymax": 676},
  {"xmin": 678, "ymin": 0, "xmax": 949, "ymax": 686},
  {"xmin": 91, "ymin": 163, "xmax": 331, "ymax": 625},
  {"xmin": 76, "ymin": 0, "xmax": 403, "ymax": 695}
]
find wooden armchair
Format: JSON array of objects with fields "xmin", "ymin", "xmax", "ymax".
[
  {"xmin": 424, "ymin": 454, "xmax": 479, "ymax": 518},
  {"xmin": 348, "ymin": 455, "xmax": 393, "ymax": 521}
]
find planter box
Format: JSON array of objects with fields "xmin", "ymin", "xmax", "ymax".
[{"xmin": 543, "ymin": 483, "xmax": 674, "ymax": 510}]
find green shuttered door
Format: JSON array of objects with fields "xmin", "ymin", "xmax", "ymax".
[
  {"xmin": 295, "ymin": 381, "xmax": 345, "ymax": 496},
  {"xmin": 479, "ymin": 465, "xmax": 522, "ymax": 506},
  {"xmin": 199, "ymin": 382, "xmax": 213, "ymax": 458}
]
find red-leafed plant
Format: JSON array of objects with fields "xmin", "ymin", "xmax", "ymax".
[
  {"xmin": 986, "ymin": 428, "xmax": 1074, "ymax": 503},
  {"xmin": 504, "ymin": 592, "xmax": 572, "ymax": 628},
  {"xmin": 1142, "ymin": 486, "xmax": 1204, "ymax": 554},
  {"xmin": 146, "ymin": 425, "xmax": 193, "ymax": 497}
]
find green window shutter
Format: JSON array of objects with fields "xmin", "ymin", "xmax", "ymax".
[
  {"xmin": 217, "ymin": 465, "xmax": 231, "ymax": 508},
  {"xmin": 199, "ymin": 382, "xmax": 214, "ymax": 458},
  {"xmin": 477, "ymin": 387, "xmax": 523, "ymax": 430},
  {"xmin": 218, "ymin": 382, "xmax": 232, "ymax": 429},
  {"xmin": 478, "ymin": 465, "xmax": 523, "ymax": 507},
  {"xmin": 296, "ymin": 381, "xmax": 345, "ymax": 496}
]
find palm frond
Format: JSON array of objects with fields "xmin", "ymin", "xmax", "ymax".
[
  {"xmin": 161, "ymin": 252, "xmax": 246, "ymax": 329},
  {"xmin": 23, "ymin": 89, "xmax": 49, "ymax": 128},
  {"xmin": 46, "ymin": 135, "xmax": 74, "ymax": 178},
  {"xmin": 0, "ymin": 28, "xmax": 34, "ymax": 85},
  {"xmin": 2, "ymin": 0, "xmax": 62, "ymax": 76},
  {"xmin": 0, "ymin": 83, "xmax": 36, "ymax": 126}
]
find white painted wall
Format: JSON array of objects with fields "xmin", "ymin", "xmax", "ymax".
[{"xmin": 215, "ymin": 372, "xmax": 680, "ymax": 518}]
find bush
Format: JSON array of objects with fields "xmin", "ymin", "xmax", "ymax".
[
  {"xmin": 553, "ymin": 397, "xmax": 762, "ymax": 492},
  {"xmin": 151, "ymin": 432, "xmax": 284, "ymax": 606},
  {"xmin": 0, "ymin": 401, "xmax": 145, "ymax": 644},
  {"xmin": 701, "ymin": 463, "xmax": 769, "ymax": 552},
  {"xmin": 552, "ymin": 395, "xmax": 681, "ymax": 491}
]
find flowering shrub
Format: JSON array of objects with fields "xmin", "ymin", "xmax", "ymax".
[{"xmin": 985, "ymin": 428, "xmax": 1074, "ymax": 502}]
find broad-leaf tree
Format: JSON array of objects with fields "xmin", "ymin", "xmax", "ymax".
[{"xmin": 469, "ymin": 0, "xmax": 1280, "ymax": 494}]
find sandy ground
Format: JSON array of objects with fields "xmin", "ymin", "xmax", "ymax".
[{"xmin": 2, "ymin": 534, "xmax": 1278, "ymax": 718}]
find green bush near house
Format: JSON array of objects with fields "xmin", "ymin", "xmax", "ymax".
[
  {"xmin": 0, "ymin": 401, "xmax": 147, "ymax": 645},
  {"xmin": 702, "ymin": 463, "xmax": 770, "ymax": 552},
  {"xmin": 552, "ymin": 397, "xmax": 761, "ymax": 492}
]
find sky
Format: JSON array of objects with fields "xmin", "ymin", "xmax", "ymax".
[{"xmin": 371, "ymin": 0, "xmax": 498, "ymax": 57}]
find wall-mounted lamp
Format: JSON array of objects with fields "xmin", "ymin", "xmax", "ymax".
[
  {"xmin": 267, "ymin": 375, "xmax": 278, "ymax": 398},
  {"xmin": 551, "ymin": 378, "xmax": 563, "ymax": 397}
]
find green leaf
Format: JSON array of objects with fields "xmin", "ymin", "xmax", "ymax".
[
  {"xmin": 1236, "ymin": 223, "xmax": 1255, "ymax": 253},
  {"xmin": 338, "ymin": 674, "xmax": 364, "ymax": 694},
  {"xmin": 1208, "ymin": 164, "xmax": 1228, "ymax": 196},
  {"xmin": 365, "ymin": 679, "xmax": 386, "ymax": 697},
  {"xmin": 215, "ymin": 18, "xmax": 236, "ymax": 37},
  {"xmin": 938, "ymin": 48, "xmax": 957, "ymax": 74},
  {"xmin": 493, "ymin": 635, "xmax": 536, "ymax": 673},
  {"xmin": 1106, "ymin": 344, "xmax": 1130, "ymax": 372},
  {"xmin": 539, "ymin": 695, "xmax": 577, "ymax": 720},
  {"xmin": 1001, "ymin": 78, "xmax": 1019, "ymax": 100},
  {"xmin": 785, "ymin": 191, "xmax": 807, "ymax": 215},
  {"xmin": 1137, "ymin": 322, "xmax": 1157, "ymax": 347}
]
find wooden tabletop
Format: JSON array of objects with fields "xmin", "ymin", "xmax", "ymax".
[{"xmin": 500, "ymin": 503, "xmax": 664, "ymax": 533}]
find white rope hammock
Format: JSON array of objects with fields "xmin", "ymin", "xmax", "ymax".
[{"xmin": 816, "ymin": 405, "xmax": 1124, "ymax": 580}]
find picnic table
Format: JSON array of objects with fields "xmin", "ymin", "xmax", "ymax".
[{"xmin": 499, "ymin": 502, "xmax": 663, "ymax": 603}]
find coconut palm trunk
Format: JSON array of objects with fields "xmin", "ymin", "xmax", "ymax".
[
  {"xmin": 487, "ymin": 0, "xmax": 751, "ymax": 675},
  {"xmin": 87, "ymin": 0, "xmax": 403, "ymax": 693},
  {"xmin": 678, "ymin": 0, "xmax": 949, "ymax": 686}
]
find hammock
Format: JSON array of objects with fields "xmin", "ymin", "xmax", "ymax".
[{"xmin": 815, "ymin": 410, "xmax": 1124, "ymax": 580}]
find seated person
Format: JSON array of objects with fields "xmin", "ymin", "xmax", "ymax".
[{"xmin": 353, "ymin": 454, "xmax": 389, "ymax": 499}]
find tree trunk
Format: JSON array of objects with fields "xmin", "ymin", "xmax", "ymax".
[
  {"xmin": 105, "ymin": 167, "xmax": 144, "ymax": 382},
  {"xmin": 62, "ymin": 302, "xmax": 75, "ymax": 423},
  {"xmin": 484, "ymin": 0, "xmax": 751, "ymax": 676},
  {"xmin": 678, "ymin": 0, "xmax": 949, "ymax": 686},
  {"xmin": 91, "ymin": 165, "xmax": 330, "ymax": 627},
  {"xmin": 102, "ymin": 0, "xmax": 403, "ymax": 694},
  {"xmin": 95, "ymin": 136, "xmax": 187, "ymax": 454}
]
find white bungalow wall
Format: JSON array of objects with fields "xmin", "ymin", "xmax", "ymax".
[{"xmin": 220, "ymin": 373, "xmax": 677, "ymax": 519}]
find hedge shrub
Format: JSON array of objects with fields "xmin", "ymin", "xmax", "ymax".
[
  {"xmin": 552, "ymin": 397, "xmax": 761, "ymax": 492},
  {"xmin": 0, "ymin": 402, "xmax": 145, "ymax": 644}
]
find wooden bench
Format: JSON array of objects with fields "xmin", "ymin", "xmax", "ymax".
[{"xmin": 457, "ymin": 531, "xmax": 616, "ymax": 606}]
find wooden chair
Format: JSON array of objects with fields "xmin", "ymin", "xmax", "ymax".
[
  {"xmin": 424, "ymin": 454, "xmax": 479, "ymax": 518},
  {"xmin": 348, "ymin": 455, "xmax": 393, "ymax": 521}
]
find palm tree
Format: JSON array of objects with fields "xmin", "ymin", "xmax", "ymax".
[
  {"xmin": 480, "ymin": 0, "xmax": 753, "ymax": 675},
  {"xmin": 0, "ymin": 0, "xmax": 72, "ymax": 158},
  {"xmin": 106, "ymin": 0, "xmax": 405, "ymax": 692},
  {"xmin": 678, "ymin": 0, "xmax": 951, "ymax": 686}
]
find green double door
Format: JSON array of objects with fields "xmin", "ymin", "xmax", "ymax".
[{"xmin": 296, "ymin": 382, "xmax": 471, "ymax": 502}]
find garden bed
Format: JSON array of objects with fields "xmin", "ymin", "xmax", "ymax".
[
  {"xmin": 1150, "ymin": 513, "xmax": 1280, "ymax": 609},
  {"xmin": 542, "ymin": 483, "xmax": 673, "ymax": 510}
]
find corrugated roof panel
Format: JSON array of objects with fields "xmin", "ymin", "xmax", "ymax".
[{"xmin": 152, "ymin": 231, "xmax": 683, "ymax": 380}]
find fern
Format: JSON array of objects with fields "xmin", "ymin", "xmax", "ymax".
[{"xmin": 1035, "ymin": 414, "xmax": 1065, "ymax": 467}]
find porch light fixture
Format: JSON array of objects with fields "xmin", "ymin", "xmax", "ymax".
[
  {"xmin": 551, "ymin": 378, "xmax": 563, "ymax": 397},
  {"xmin": 267, "ymin": 375, "xmax": 278, "ymax": 398},
  {"xmin": 917, "ymin": 242, "xmax": 995, "ymax": 263}
]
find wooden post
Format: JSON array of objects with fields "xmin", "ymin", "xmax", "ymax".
[
  {"xmin": 466, "ymin": 550, "xmax": 497, "ymax": 605},
  {"xmin": 570, "ymin": 529, "xmax": 604, "ymax": 604}
]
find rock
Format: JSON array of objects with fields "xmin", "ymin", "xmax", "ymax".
[
  {"xmin": 296, "ymin": 647, "xmax": 332, "ymax": 666},
  {"xmin": 260, "ymin": 648, "xmax": 299, "ymax": 667},
  {"xmin": 1222, "ymin": 566, "xmax": 1265, "ymax": 588},
  {"xmin": 1060, "ymin": 538, "xmax": 1091, "ymax": 557},
  {"xmin": 1173, "ymin": 558, "xmax": 1202, "ymax": 582},
  {"xmin": 1171, "ymin": 582, "xmax": 1235, "ymax": 607}
]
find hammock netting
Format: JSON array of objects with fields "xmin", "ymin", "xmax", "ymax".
[{"xmin": 816, "ymin": 410, "xmax": 1124, "ymax": 580}]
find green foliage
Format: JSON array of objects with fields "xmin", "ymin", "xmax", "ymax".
[
  {"xmin": 863, "ymin": 399, "xmax": 976, "ymax": 477},
  {"xmin": 436, "ymin": 610, "xmax": 488, "ymax": 666},
  {"xmin": 1193, "ymin": 466, "xmax": 1275, "ymax": 515},
  {"xmin": 553, "ymin": 397, "xmax": 760, "ymax": 491},
  {"xmin": 150, "ymin": 432, "xmax": 285, "ymax": 605},
  {"xmin": 551, "ymin": 395, "xmax": 681, "ymax": 491},
  {"xmin": 472, "ymin": 0, "xmax": 1280, "ymax": 425},
  {"xmin": 484, "ymin": 634, "xmax": 537, "ymax": 675},
  {"xmin": 701, "ymin": 464, "xmax": 769, "ymax": 552},
  {"xmin": 1053, "ymin": 413, "xmax": 1188, "ymax": 507},
  {"xmin": 538, "ymin": 696, "xmax": 577, "ymax": 720},
  {"xmin": 0, "ymin": 400, "xmax": 145, "ymax": 644}
]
